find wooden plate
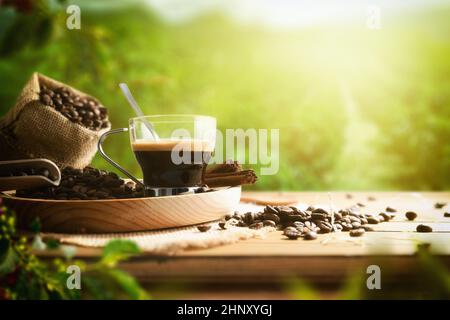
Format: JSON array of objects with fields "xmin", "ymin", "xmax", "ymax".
[{"xmin": 1, "ymin": 187, "xmax": 241, "ymax": 233}]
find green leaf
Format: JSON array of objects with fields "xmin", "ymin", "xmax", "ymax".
[
  {"xmin": 101, "ymin": 240, "xmax": 140, "ymax": 267},
  {"xmin": 30, "ymin": 217, "xmax": 41, "ymax": 234},
  {"xmin": 105, "ymin": 269, "xmax": 150, "ymax": 300},
  {"xmin": 0, "ymin": 239, "xmax": 18, "ymax": 275}
]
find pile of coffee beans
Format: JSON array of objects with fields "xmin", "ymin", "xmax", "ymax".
[
  {"xmin": 16, "ymin": 167, "xmax": 144, "ymax": 200},
  {"xmin": 39, "ymin": 85, "xmax": 110, "ymax": 131},
  {"xmin": 216, "ymin": 204, "xmax": 397, "ymax": 240},
  {"xmin": 0, "ymin": 167, "xmax": 58, "ymax": 181}
]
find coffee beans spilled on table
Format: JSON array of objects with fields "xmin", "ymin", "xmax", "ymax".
[
  {"xmin": 39, "ymin": 85, "xmax": 110, "ymax": 131},
  {"xmin": 218, "ymin": 204, "xmax": 400, "ymax": 240},
  {"xmin": 16, "ymin": 167, "xmax": 144, "ymax": 200}
]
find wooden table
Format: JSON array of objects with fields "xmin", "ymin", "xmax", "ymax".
[{"xmin": 37, "ymin": 192, "xmax": 450, "ymax": 299}]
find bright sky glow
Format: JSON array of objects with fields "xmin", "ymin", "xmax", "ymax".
[{"xmin": 145, "ymin": 0, "xmax": 447, "ymax": 28}]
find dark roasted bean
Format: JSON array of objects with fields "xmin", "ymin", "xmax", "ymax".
[
  {"xmin": 351, "ymin": 222, "xmax": 361, "ymax": 229},
  {"xmin": 367, "ymin": 216, "xmax": 380, "ymax": 224},
  {"xmin": 444, "ymin": 212, "xmax": 450, "ymax": 218},
  {"xmin": 416, "ymin": 224, "xmax": 432, "ymax": 233},
  {"xmin": 434, "ymin": 202, "xmax": 446, "ymax": 209},
  {"xmin": 249, "ymin": 222, "xmax": 263, "ymax": 229},
  {"xmin": 405, "ymin": 211, "xmax": 418, "ymax": 221},
  {"xmin": 303, "ymin": 231, "xmax": 317, "ymax": 240},
  {"xmin": 263, "ymin": 220, "xmax": 276, "ymax": 227},
  {"xmin": 284, "ymin": 227, "xmax": 300, "ymax": 240},
  {"xmin": 379, "ymin": 212, "xmax": 391, "ymax": 221},
  {"xmin": 197, "ymin": 225, "xmax": 211, "ymax": 232},
  {"xmin": 362, "ymin": 225, "xmax": 374, "ymax": 232},
  {"xmin": 386, "ymin": 207, "xmax": 397, "ymax": 213},
  {"xmin": 262, "ymin": 212, "xmax": 280, "ymax": 224},
  {"xmin": 318, "ymin": 221, "xmax": 332, "ymax": 233},
  {"xmin": 312, "ymin": 208, "xmax": 328, "ymax": 214},
  {"xmin": 349, "ymin": 228, "xmax": 365, "ymax": 237},
  {"xmin": 311, "ymin": 212, "xmax": 328, "ymax": 221},
  {"xmin": 264, "ymin": 205, "xmax": 279, "ymax": 214}
]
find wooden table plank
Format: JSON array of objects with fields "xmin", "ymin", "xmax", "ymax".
[{"xmin": 34, "ymin": 191, "xmax": 450, "ymax": 289}]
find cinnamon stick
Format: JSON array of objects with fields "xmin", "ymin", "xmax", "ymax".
[
  {"xmin": 204, "ymin": 169, "xmax": 257, "ymax": 187},
  {"xmin": 205, "ymin": 161, "xmax": 242, "ymax": 174}
]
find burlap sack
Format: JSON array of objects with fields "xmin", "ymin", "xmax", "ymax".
[{"xmin": 0, "ymin": 73, "xmax": 111, "ymax": 169}]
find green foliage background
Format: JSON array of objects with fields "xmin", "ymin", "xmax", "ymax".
[{"xmin": 0, "ymin": 0, "xmax": 449, "ymax": 191}]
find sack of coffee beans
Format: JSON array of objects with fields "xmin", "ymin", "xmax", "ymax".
[{"xmin": 0, "ymin": 73, "xmax": 111, "ymax": 169}]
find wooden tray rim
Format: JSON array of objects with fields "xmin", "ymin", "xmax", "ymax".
[{"xmin": 1, "ymin": 186, "xmax": 241, "ymax": 204}]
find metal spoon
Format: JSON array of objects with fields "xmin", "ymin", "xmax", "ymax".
[
  {"xmin": 0, "ymin": 159, "xmax": 61, "ymax": 191},
  {"xmin": 119, "ymin": 83, "xmax": 159, "ymax": 140}
]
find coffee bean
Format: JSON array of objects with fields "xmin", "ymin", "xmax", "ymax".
[
  {"xmin": 346, "ymin": 193, "xmax": 353, "ymax": 199},
  {"xmin": 416, "ymin": 224, "xmax": 432, "ymax": 233},
  {"xmin": 434, "ymin": 202, "xmax": 446, "ymax": 209},
  {"xmin": 368, "ymin": 196, "xmax": 376, "ymax": 201},
  {"xmin": 357, "ymin": 203, "xmax": 365, "ymax": 207},
  {"xmin": 243, "ymin": 212, "xmax": 255, "ymax": 225},
  {"xmin": 359, "ymin": 225, "xmax": 372, "ymax": 232},
  {"xmin": 284, "ymin": 227, "xmax": 300, "ymax": 240},
  {"xmin": 318, "ymin": 221, "xmax": 333, "ymax": 233},
  {"xmin": 312, "ymin": 208, "xmax": 328, "ymax": 214},
  {"xmin": 287, "ymin": 215, "xmax": 304, "ymax": 222},
  {"xmin": 197, "ymin": 225, "xmax": 211, "ymax": 232},
  {"xmin": 333, "ymin": 212, "xmax": 342, "ymax": 221},
  {"xmin": 263, "ymin": 220, "xmax": 276, "ymax": 228},
  {"xmin": 262, "ymin": 212, "xmax": 280, "ymax": 224},
  {"xmin": 349, "ymin": 228, "xmax": 365, "ymax": 237},
  {"xmin": 379, "ymin": 212, "xmax": 391, "ymax": 221},
  {"xmin": 303, "ymin": 231, "xmax": 317, "ymax": 240},
  {"xmin": 405, "ymin": 211, "xmax": 418, "ymax": 221},
  {"xmin": 367, "ymin": 216, "xmax": 380, "ymax": 224},
  {"xmin": 311, "ymin": 212, "xmax": 328, "ymax": 221},
  {"xmin": 249, "ymin": 222, "xmax": 263, "ymax": 229},
  {"xmin": 219, "ymin": 221, "xmax": 227, "ymax": 230},
  {"xmin": 386, "ymin": 207, "xmax": 397, "ymax": 213},
  {"xmin": 306, "ymin": 206, "xmax": 315, "ymax": 211},
  {"xmin": 377, "ymin": 215, "xmax": 385, "ymax": 222},
  {"xmin": 351, "ymin": 222, "xmax": 361, "ymax": 229},
  {"xmin": 349, "ymin": 216, "xmax": 361, "ymax": 223},
  {"xmin": 264, "ymin": 205, "xmax": 279, "ymax": 214},
  {"xmin": 444, "ymin": 212, "xmax": 450, "ymax": 218},
  {"xmin": 341, "ymin": 222, "xmax": 353, "ymax": 231}
]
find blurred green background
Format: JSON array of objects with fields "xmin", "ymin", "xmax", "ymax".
[{"xmin": 0, "ymin": 0, "xmax": 449, "ymax": 191}]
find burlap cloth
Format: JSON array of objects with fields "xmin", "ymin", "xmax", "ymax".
[
  {"xmin": 41, "ymin": 203, "xmax": 272, "ymax": 255},
  {"xmin": 0, "ymin": 73, "xmax": 110, "ymax": 169}
]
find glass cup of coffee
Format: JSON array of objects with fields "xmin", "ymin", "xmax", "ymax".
[{"xmin": 98, "ymin": 115, "xmax": 216, "ymax": 196}]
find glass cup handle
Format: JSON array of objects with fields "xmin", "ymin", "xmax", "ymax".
[{"xmin": 97, "ymin": 128, "xmax": 145, "ymax": 187}]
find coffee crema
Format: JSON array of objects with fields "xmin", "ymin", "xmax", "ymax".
[{"xmin": 132, "ymin": 139, "xmax": 213, "ymax": 188}]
